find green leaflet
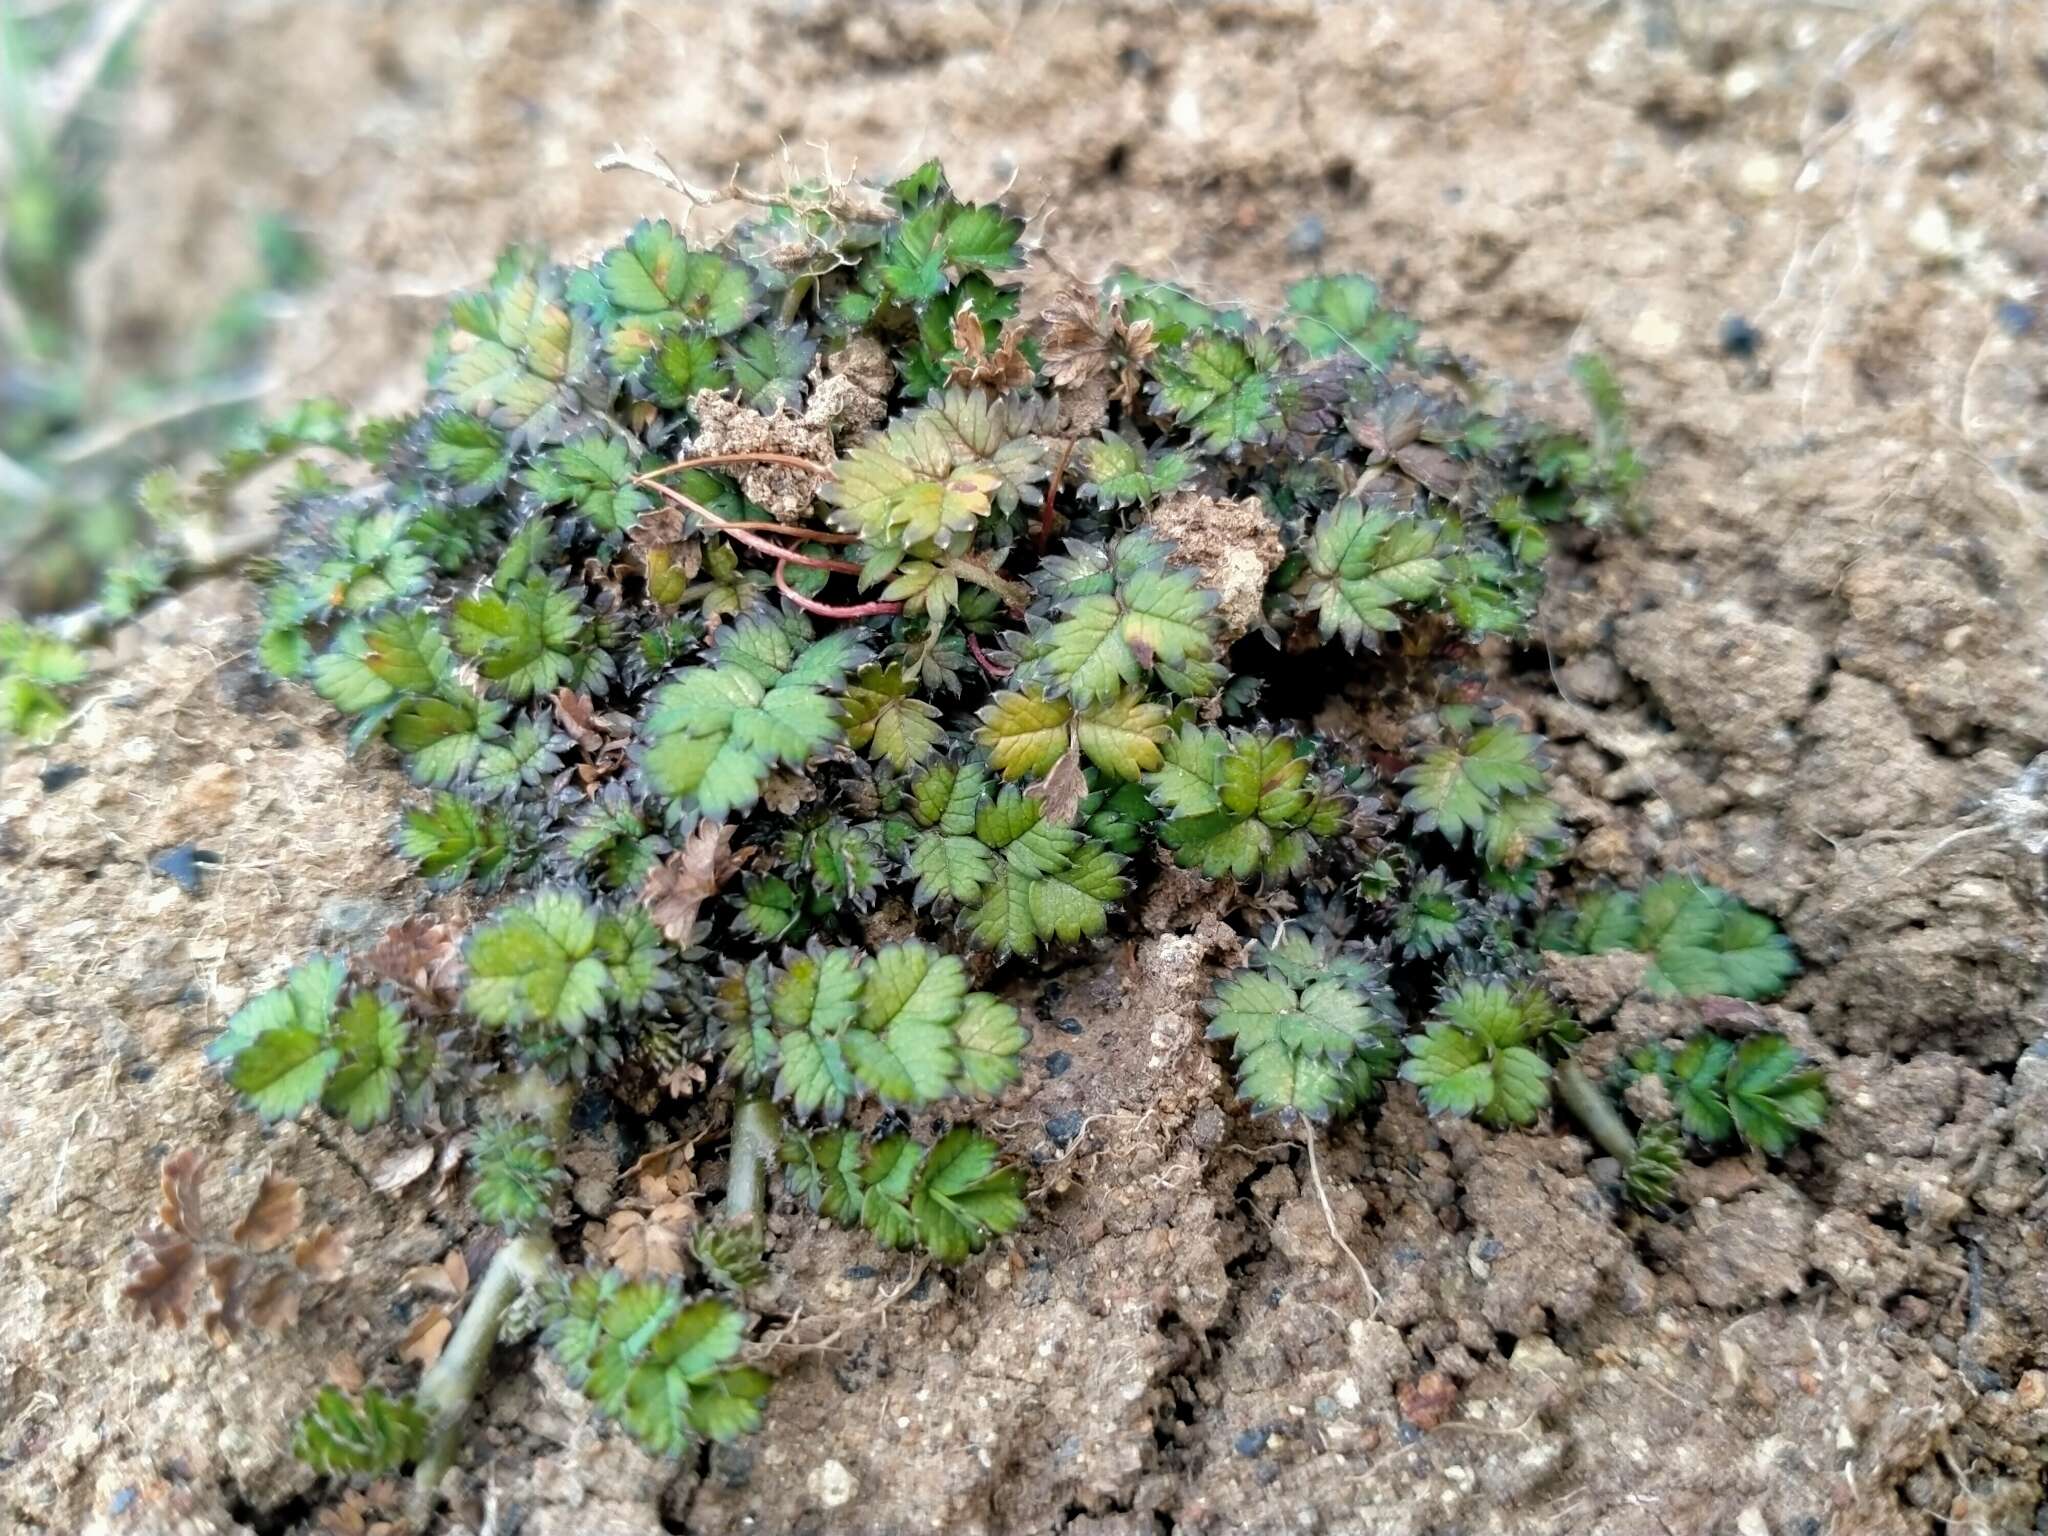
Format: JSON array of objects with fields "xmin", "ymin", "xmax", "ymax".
[
  {"xmin": 1147, "ymin": 725, "xmax": 1347, "ymax": 882},
  {"xmin": 717, "ymin": 939, "xmax": 1024, "ymax": 1121},
  {"xmin": 471, "ymin": 1119, "xmax": 569, "ymax": 1233},
  {"xmin": 962, "ymin": 787, "xmax": 1128, "ymax": 956},
  {"xmin": 1299, "ymin": 500, "xmax": 1445, "ymax": 650},
  {"xmin": 1399, "ymin": 722, "xmax": 1560, "ymax": 876},
  {"xmin": 1204, "ymin": 931, "xmax": 1401, "ymax": 1120},
  {"xmin": 1020, "ymin": 533, "xmax": 1220, "ymax": 708},
  {"xmin": 571, "ymin": 218, "xmax": 760, "ymax": 380},
  {"xmin": 782, "ymin": 1126, "xmax": 1026, "ymax": 1264},
  {"xmin": 437, "ymin": 263, "xmax": 602, "ymax": 445},
  {"xmin": 640, "ymin": 615, "xmax": 867, "ymax": 820},
  {"xmin": 1401, "ymin": 978, "xmax": 1557, "ymax": 1129},
  {"xmin": 518, "ymin": 432, "xmax": 656, "ymax": 534},
  {"xmin": 464, "ymin": 890, "xmax": 614, "ymax": 1041},
  {"xmin": 1545, "ymin": 877, "xmax": 1798, "ymax": 1002},
  {"xmin": 1285, "ymin": 274, "xmax": 1419, "ymax": 368},
  {"xmin": 207, "ymin": 958, "xmax": 418, "ymax": 1128},
  {"xmin": 0, "ymin": 622, "xmax": 89, "ymax": 742},
  {"xmin": 1629, "ymin": 1032, "xmax": 1828, "ymax": 1156},
  {"xmin": 1147, "ymin": 331, "xmax": 1287, "ymax": 451},
  {"xmin": 547, "ymin": 1274, "xmax": 771, "ymax": 1454},
  {"xmin": 843, "ymin": 664, "xmax": 944, "ymax": 770},
  {"xmin": 823, "ymin": 389, "xmax": 1044, "ymax": 556},
  {"xmin": 976, "ymin": 685, "xmax": 1169, "ymax": 783},
  {"xmin": 293, "ymin": 1388, "xmax": 427, "ymax": 1476}
]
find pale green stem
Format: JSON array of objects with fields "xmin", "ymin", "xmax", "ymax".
[
  {"xmin": 1555, "ymin": 1057, "xmax": 1637, "ymax": 1166},
  {"xmin": 725, "ymin": 1096, "xmax": 781, "ymax": 1227},
  {"xmin": 407, "ymin": 1230, "xmax": 554, "ymax": 1526}
]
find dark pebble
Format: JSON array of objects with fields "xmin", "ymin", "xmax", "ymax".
[
  {"xmin": 1044, "ymin": 1050, "xmax": 1073, "ymax": 1078},
  {"xmin": 109, "ymin": 1489, "xmax": 137, "ymax": 1517},
  {"xmin": 147, "ymin": 845, "xmax": 220, "ymax": 896},
  {"xmin": 1478, "ymin": 1237, "xmax": 1505, "ymax": 1261},
  {"xmin": 1233, "ymin": 1427, "xmax": 1270, "ymax": 1458},
  {"xmin": 1287, "ymin": 216, "xmax": 1326, "ymax": 258},
  {"xmin": 844, "ymin": 1264, "xmax": 878, "ymax": 1280},
  {"xmin": 1055, "ymin": 1016, "xmax": 1084, "ymax": 1036},
  {"xmin": 1996, "ymin": 299, "xmax": 2035, "ymax": 337},
  {"xmin": 1718, "ymin": 312, "xmax": 1761, "ymax": 358},
  {"xmin": 1045, "ymin": 1110, "xmax": 1086, "ymax": 1147},
  {"xmin": 38, "ymin": 763, "xmax": 87, "ymax": 794}
]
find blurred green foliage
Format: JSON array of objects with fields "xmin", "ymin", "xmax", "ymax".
[{"xmin": 0, "ymin": 1, "xmax": 318, "ymax": 622}]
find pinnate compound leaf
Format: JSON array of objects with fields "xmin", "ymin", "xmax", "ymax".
[
  {"xmin": 640, "ymin": 616, "xmax": 867, "ymax": 820},
  {"xmin": 1400, "ymin": 979, "xmax": 1554, "ymax": 1129},
  {"xmin": 1300, "ymin": 501, "xmax": 1445, "ymax": 650},
  {"xmin": 548, "ymin": 1274, "xmax": 770, "ymax": 1454}
]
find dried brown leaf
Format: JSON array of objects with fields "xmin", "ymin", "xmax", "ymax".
[
  {"xmin": 363, "ymin": 917, "xmax": 465, "ymax": 1018},
  {"xmin": 203, "ymin": 1253, "xmax": 243, "ymax": 1345},
  {"xmin": 1027, "ymin": 733, "xmax": 1088, "ymax": 828},
  {"xmin": 1039, "ymin": 288, "xmax": 1114, "ymax": 391},
  {"xmin": 641, "ymin": 822, "xmax": 753, "ymax": 945},
  {"xmin": 123, "ymin": 1228, "xmax": 200, "ymax": 1327},
  {"xmin": 294, "ymin": 1223, "xmax": 349, "ymax": 1282},
  {"xmin": 158, "ymin": 1147, "xmax": 209, "ymax": 1241},
  {"xmin": 758, "ymin": 770, "xmax": 815, "ymax": 815},
  {"xmin": 625, "ymin": 1143, "xmax": 698, "ymax": 1206},
  {"xmin": 245, "ymin": 1271, "xmax": 303, "ymax": 1334},
  {"xmin": 400, "ymin": 1250, "xmax": 469, "ymax": 1300},
  {"xmin": 551, "ymin": 689, "xmax": 605, "ymax": 752},
  {"xmin": 371, "ymin": 1143, "xmax": 435, "ymax": 1195},
  {"xmin": 948, "ymin": 303, "xmax": 1035, "ymax": 394},
  {"xmin": 231, "ymin": 1171, "xmax": 305, "ymax": 1254},
  {"xmin": 599, "ymin": 1209, "xmax": 688, "ymax": 1280},
  {"xmin": 1398, "ymin": 1369, "xmax": 1459, "ymax": 1430},
  {"xmin": 400, "ymin": 1307, "xmax": 452, "ymax": 1370}
]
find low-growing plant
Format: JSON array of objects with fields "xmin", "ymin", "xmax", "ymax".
[{"xmin": 113, "ymin": 159, "xmax": 1826, "ymax": 1520}]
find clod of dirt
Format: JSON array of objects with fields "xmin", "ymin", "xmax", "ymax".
[
  {"xmin": 1675, "ymin": 1181, "xmax": 1814, "ymax": 1309},
  {"xmin": 1613, "ymin": 600, "xmax": 1827, "ymax": 763},
  {"xmin": 1456, "ymin": 1136, "xmax": 1633, "ymax": 1333},
  {"xmin": 686, "ymin": 392, "xmax": 835, "ymax": 521},
  {"xmin": 1141, "ymin": 492, "xmax": 1284, "ymax": 647}
]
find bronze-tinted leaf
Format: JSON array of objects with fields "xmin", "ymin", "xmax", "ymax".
[
  {"xmin": 294, "ymin": 1223, "xmax": 350, "ymax": 1282},
  {"xmin": 122, "ymin": 1228, "xmax": 201, "ymax": 1327},
  {"xmin": 158, "ymin": 1148, "xmax": 209, "ymax": 1241},
  {"xmin": 203, "ymin": 1253, "xmax": 244, "ymax": 1345},
  {"xmin": 245, "ymin": 1271, "xmax": 303, "ymax": 1334},
  {"xmin": 231, "ymin": 1171, "xmax": 305, "ymax": 1254},
  {"xmin": 1027, "ymin": 736, "xmax": 1088, "ymax": 829},
  {"xmin": 363, "ymin": 917, "xmax": 465, "ymax": 1018}
]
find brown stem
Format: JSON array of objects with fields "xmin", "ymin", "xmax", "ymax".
[
  {"xmin": 775, "ymin": 561, "xmax": 904, "ymax": 620},
  {"xmin": 1037, "ymin": 437, "xmax": 1075, "ymax": 555},
  {"xmin": 968, "ymin": 632, "xmax": 1011, "ymax": 680},
  {"xmin": 717, "ymin": 521, "xmax": 858, "ymax": 545}
]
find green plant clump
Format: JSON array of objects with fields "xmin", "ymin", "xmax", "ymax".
[{"xmin": 114, "ymin": 160, "xmax": 1826, "ymax": 1516}]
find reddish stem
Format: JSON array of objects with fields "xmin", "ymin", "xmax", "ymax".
[
  {"xmin": 645, "ymin": 479, "xmax": 863, "ymax": 573},
  {"xmin": 636, "ymin": 451, "xmax": 836, "ymax": 481},
  {"xmin": 774, "ymin": 561, "xmax": 905, "ymax": 620},
  {"xmin": 967, "ymin": 632, "xmax": 1011, "ymax": 680},
  {"xmin": 1037, "ymin": 438, "xmax": 1076, "ymax": 555}
]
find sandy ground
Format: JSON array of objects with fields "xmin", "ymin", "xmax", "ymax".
[{"xmin": 3, "ymin": 2, "xmax": 2046, "ymax": 1533}]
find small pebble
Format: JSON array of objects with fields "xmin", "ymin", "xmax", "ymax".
[
  {"xmin": 1718, "ymin": 313, "xmax": 1762, "ymax": 359},
  {"xmin": 844, "ymin": 1264, "xmax": 877, "ymax": 1280},
  {"xmin": 1995, "ymin": 299, "xmax": 2035, "ymax": 337},
  {"xmin": 148, "ymin": 844, "xmax": 219, "ymax": 896},
  {"xmin": 1044, "ymin": 1051, "xmax": 1073, "ymax": 1079},
  {"xmin": 1287, "ymin": 216, "xmax": 1326, "ymax": 257},
  {"xmin": 1055, "ymin": 1016, "xmax": 1084, "ymax": 1036},
  {"xmin": 1233, "ymin": 1427, "xmax": 1270, "ymax": 1458},
  {"xmin": 1045, "ymin": 1111, "xmax": 1086, "ymax": 1148},
  {"xmin": 38, "ymin": 763, "xmax": 87, "ymax": 794}
]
